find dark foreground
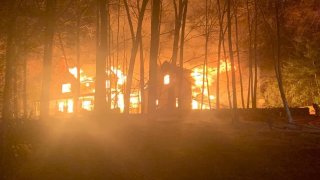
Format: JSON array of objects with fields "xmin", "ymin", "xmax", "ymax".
[{"xmin": 6, "ymin": 115, "xmax": 320, "ymax": 179}]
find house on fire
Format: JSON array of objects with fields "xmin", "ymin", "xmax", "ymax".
[
  {"xmin": 153, "ymin": 61, "xmax": 193, "ymax": 111},
  {"xmin": 34, "ymin": 61, "xmax": 194, "ymax": 115}
]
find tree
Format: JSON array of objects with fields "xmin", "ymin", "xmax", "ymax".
[
  {"xmin": 74, "ymin": 1, "xmax": 89, "ymax": 114},
  {"xmin": 274, "ymin": 0, "xmax": 293, "ymax": 123},
  {"xmin": 215, "ymin": 0, "xmax": 223, "ymax": 109},
  {"xmin": 167, "ymin": 0, "xmax": 186, "ymax": 109},
  {"xmin": 178, "ymin": 0, "xmax": 188, "ymax": 109},
  {"xmin": 148, "ymin": 0, "xmax": 161, "ymax": 114},
  {"xmin": 94, "ymin": 0, "xmax": 108, "ymax": 114},
  {"xmin": 2, "ymin": 0, "xmax": 17, "ymax": 120},
  {"xmin": 245, "ymin": 0, "xmax": 254, "ymax": 108},
  {"xmin": 123, "ymin": 0, "xmax": 149, "ymax": 114},
  {"xmin": 139, "ymin": 38, "xmax": 145, "ymax": 113},
  {"xmin": 40, "ymin": 0, "xmax": 57, "ymax": 119},
  {"xmin": 252, "ymin": 0, "xmax": 258, "ymax": 108},
  {"xmin": 234, "ymin": 0, "xmax": 245, "ymax": 109},
  {"xmin": 201, "ymin": 0, "xmax": 211, "ymax": 110},
  {"xmin": 227, "ymin": 0, "xmax": 238, "ymax": 121}
]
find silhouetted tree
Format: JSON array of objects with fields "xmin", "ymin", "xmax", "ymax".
[
  {"xmin": 227, "ymin": 0, "xmax": 238, "ymax": 121},
  {"xmin": 123, "ymin": 0, "xmax": 149, "ymax": 114},
  {"xmin": 234, "ymin": 0, "xmax": 245, "ymax": 109},
  {"xmin": 40, "ymin": 0, "xmax": 57, "ymax": 119},
  {"xmin": 2, "ymin": 0, "xmax": 17, "ymax": 120},
  {"xmin": 94, "ymin": 0, "xmax": 108, "ymax": 113},
  {"xmin": 274, "ymin": 0, "xmax": 293, "ymax": 123},
  {"xmin": 148, "ymin": 0, "xmax": 161, "ymax": 114}
]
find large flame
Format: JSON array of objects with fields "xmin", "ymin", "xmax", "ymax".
[
  {"xmin": 191, "ymin": 60, "xmax": 233, "ymax": 109},
  {"xmin": 59, "ymin": 67, "xmax": 140, "ymax": 113},
  {"xmin": 68, "ymin": 67, "xmax": 94, "ymax": 82},
  {"xmin": 59, "ymin": 60, "xmax": 233, "ymax": 113}
]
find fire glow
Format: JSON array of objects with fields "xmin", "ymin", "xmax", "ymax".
[
  {"xmin": 58, "ymin": 67, "xmax": 140, "ymax": 113},
  {"xmin": 191, "ymin": 60, "xmax": 232, "ymax": 109},
  {"xmin": 58, "ymin": 59, "xmax": 233, "ymax": 113}
]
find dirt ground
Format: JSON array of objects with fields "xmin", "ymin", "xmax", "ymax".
[{"xmin": 13, "ymin": 115, "xmax": 320, "ymax": 179}]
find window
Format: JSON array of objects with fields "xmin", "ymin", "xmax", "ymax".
[
  {"xmin": 164, "ymin": 74, "xmax": 170, "ymax": 85},
  {"xmin": 82, "ymin": 100, "xmax": 92, "ymax": 111},
  {"xmin": 62, "ymin": 83, "xmax": 71, "ymax": 93},
  {"xmin": 106, "ymin": 80, "xmax": 110, "ymax": 89},
  {"xmin": 67, "ymin": 99, "xmax": 73, "ymax": 113}
]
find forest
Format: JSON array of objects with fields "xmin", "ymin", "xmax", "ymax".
[
  {"xmin": 0, "ymin": 0, "xmax": 320, "ymax": 179},
  {"xmin": 0, "ymin": 0, "xmax": 318, "ymax": 119}
]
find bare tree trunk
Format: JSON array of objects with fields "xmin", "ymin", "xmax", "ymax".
[
  {"xmin": 94, "ymin": 0, "xmax": 108, "ymax": 114},
  {"xmin": 178, "ymin": 0, "xmax": 188, "ymax": 109},
  {"xmin": 2, "ymin": 0, "xmax": 17, "ymax": 120},
  {"xmin": 252, "ymin": 0, "xmax": 258, "ymax": 108},
  {"xmin": 40, "ymin": 0, "xmax": 57, "ymax": 119},
  {"xmin": 246, "ymin": 0, "xmax": 253, "ymax": 108},
  {"xmin": 137, "ymin": 0, "xmax": 145, "ymax": 114},
  {"xmin": 123, "ymin": 0, "xmax": 149, "ymax": 114},
  {"xmin": 148, "ymin": 0, "xmax": 161, "ymax": 114},
  {"xmin": 234, "ymin": 1, "xmax": 245, "ymax": 109},
  {"xmin": 274, "ymin": 0, "xmax": 293, "ymax": 123},
  {"xmin": 107, "ymin": 8, "xmax": 112, "ymax": 111},
  {"xmin": 13, "ymin": 63, "xmax": 18, "ymax": 118},
  {"xmin": 23, "ymin": 48, "xmax": 27, "ymax": 118},
  {"xmin": 216, "ymin": 0, "xmax": 223, "ymax": 109},
  {"xmin": 74, "ymin": 2, "xmax": 89, "ymax": 114},
  {"xmin": 168, "ymin": 0, "xmax": 184, "ymax": 110},
  {"xmin": 74, "ymin": 14, "xmax": 81, "ymax": 114},
  {"xmin": 201, "ymin": 0, "xmax": 211, "ymax": 110},
  {"xmin": 171, "ymin": 0, "xmax": 183, "ymax": 65},
  {"xmin": 227, "ymin": 0, "xmax": 238, "ymax": 122},
  {"xmin": 1, "ymin": 1, "xmax": 17, "ymax": 176},
  {"xmin": 115, "ymin": 0, "xmax": 121, "ymax": 110},
  {"xmin": 122, "ymin": 18, "xmax": 127, "ymax": 107},
  {"xmin": 222, "ymin": 37, "xmax": 232, "ymax": 108},
  {"xmin": 139, "ymin": 40, "xmax": 145, "ymax": 113}
]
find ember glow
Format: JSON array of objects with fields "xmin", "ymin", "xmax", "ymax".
[
  {"xmin": 68, "ymin": 67, "xmax": 93, "ymax": 82},
  {"xmin": 58, "ymin": 60, "xmax": 232, "ymax": 113},
  {"xmin": 190, "ymin": 60, "xmax": 232, "ymax": 109},
  {"xmin": 58, "ymin": 67, "xmax": 140, "ymax": 113},
  {"xmin": 164, "ymin": 74, "xmax": 170, "ymax": 85},
  {"xmin": 62, "ymin": 83, "xmax": 71, "ymax": 93}
]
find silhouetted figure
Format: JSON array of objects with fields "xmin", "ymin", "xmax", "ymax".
[{"xmin": 312, "ymin": 103, "xmax": 320, "ymax": 116}]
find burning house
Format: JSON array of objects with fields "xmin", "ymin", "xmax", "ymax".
[
  {"xmin": 33, "ymin": 58, "xmax": 233, "ymax": 116},
  {"xmin": 34, "ymin": 63, "xmax": 136, "ymax": 115},
  {"xmin": 155, "ymin": 61, "xmax": 193, "ymax": 111}
]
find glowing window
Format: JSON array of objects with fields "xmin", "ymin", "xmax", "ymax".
[
  {"xmin": 67, "ymin": 99, "xmax": 73, "ymax": 113},
  {"xmin": 176, "ymin": 98, "xmax": 179, "ymax": 108},
  {"xmin": 58, "ymin": 102, "xmax": 65, "ymax": 112},
  {"xmin": 62, "ymin": 83, "xmax": 71, "ymax": 93},
  {"xmin": 82, "ymin": 100, "xmax": 92, "ymax": 111},
  {"xmin": 164, "ymin": 74, "xmax": 170, "ymax": 85},
  {"xmin": 106, "ymin": 80, "xmax": 110, "ymax": 89},
  {"xmin": 130, "ymin": 95, "xmax": 139, "ymax": 108},
  {"xmin": 117, "ymin": 94, "xmax": 125, "ymax": 113},
  {"xmin": 192, "ymin": 100, "xmax": 198, "ymax": 109}
]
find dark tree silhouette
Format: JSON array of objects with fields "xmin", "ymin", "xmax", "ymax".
[
  {"xmin": 40, "ymin": 0, "xmax": 57, "ymax": 119},
  {"xmin": 274, "ymin": 0, "xmax": 293, "ymax": 123},
  {"xmin": 148, "ymin": 0, "xmax": 161, "ymax": 114},
  {"xmin": 227, "ymin": 0, "xmax": 238, "ymax": 121},
  {"xmin": 94, "ymin": 0, "xmax": 108, "ymax": 113},
  {"xmin": 2, "ymin": 0, "xmax": 17, "ymax": 120},
  {"xmin": 123, "ymin": 0, "xmax": 149, "ymax": 114}
]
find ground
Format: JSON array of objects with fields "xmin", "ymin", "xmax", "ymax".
[{"xmin": 11, "ymin": 114, "xmax": 320, "ymax": 179}]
